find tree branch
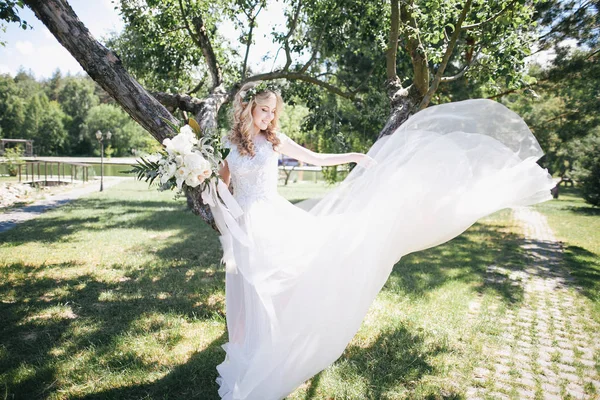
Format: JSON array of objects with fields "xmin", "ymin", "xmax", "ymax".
[
  {"xmin": 242, "ymin": 3, "xmax": 264, "ymax": 80},
  {"xmin": 440, "ymin": 46, "xmax": 481, "ymax": 83},
  {"xmin": 528, "ymin": 110, "xmax": 579, "ymax": 130},
  {"xmin": 186, "ymin": 74, "xmax": 206, "ymax": 95},
  {"xmin": 191, "ymin": 14, "xmax": 223, "ymax": 90},
  {"xmin": 298, "ymin": 21, "xmax": 327, "ymax": 74},
  {"xmin": 386, "ymin": 0, "xmax": 400, "ymax": 81},
  {"xmin": 239, "ymin": 71, "xmax": 358, "ymax": 99},
  {"xmin": 283, "ymin": 0, "xmax": 302, "ymax": 71},
  {"xmin": 462, "ymin": 0, "xmax": 519, "ymax": 30},
  {"xmin": 400, "ymin": 0, "xmax": 429, "ymax": 96},
  {"xmin": 418, "ymin": 0, "xmax": 472, "ymax": 110},
  {"xmin": 23, "ymin": 0, "xmax": 178, "ymax": 144},
  {"xmin": 178, "ymin": 0, "xmax": 222, "ymax": 90},
  {"xmin": 486, "ymin": 80, "xmax": 544, "ymax": 99}
]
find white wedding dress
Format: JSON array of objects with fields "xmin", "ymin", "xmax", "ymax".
[{"xmin": 214, "ymin": 99, "xmax": 555, "ymax": 400}]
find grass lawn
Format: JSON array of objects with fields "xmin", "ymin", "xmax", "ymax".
[
  {"xmin": 533, "ymin": 186, "xmax": 600, "ymax": 322},
  {"xmin": 0, "ymin": 179, "xmax": 556, "ymax": 399}
]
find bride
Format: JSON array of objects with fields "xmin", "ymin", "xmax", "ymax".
[{"xmin": 214, "ymin": 81, "xmax": 554, "ymax": 400}]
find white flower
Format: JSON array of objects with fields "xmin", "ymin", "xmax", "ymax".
[
  {"xmin": 179, "ymin": 125, "xmax": 194, "ymax": 135},
  {"xmin": 160, "ymin": 162, "xmax": 177, "ymax": 184},
  {"xmin": 185, "ymin": 174, "xmax": 201, "ymax": 188},
  {"xmin": 183, "ymin": 153, "xmax": 212, "ymax": 182},
  {"xmin": 163, "ymin": 128, "xmax": 197, "ymax": 156},
  {"xmin": 183, "ymin": 152, "xmax": 207, "ymax": 169},
  {"xmin": 174, "ymin": 155, "xmax": 184, "ymax": 166},
  {"xmin": 175, "ymin": 165, "xmax": 189, "ymax": 179}
]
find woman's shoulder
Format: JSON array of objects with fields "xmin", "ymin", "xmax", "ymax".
[{"xmin": 276, "ymin": 131, "xmax": 290, "ymax": 142}]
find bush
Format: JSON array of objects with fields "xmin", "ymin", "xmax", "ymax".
[
  {"xmin": 570, "ymin": 131, "xmax": 600, "ymax": 207},
  {"xmin": 3, "ymin": 147, "xmax": 24, "ymax": 176}
]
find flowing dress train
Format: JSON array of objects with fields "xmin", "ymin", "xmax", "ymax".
[{"xmin": 215, "ymin": 99, "xmax": 555, "ymax": 400}]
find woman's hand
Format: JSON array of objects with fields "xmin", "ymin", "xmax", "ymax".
[{"xmin": 351, "ymin": 153, "xmax": 377, "ymax": 168}]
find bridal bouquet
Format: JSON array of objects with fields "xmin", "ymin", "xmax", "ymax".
[
  {"xmin": 132, "ymin": 118, "xmax": 247, "ymax": 274},
  {"xmin": 131, "ymin": 118, "xmax": 226, "ymax": 193}
]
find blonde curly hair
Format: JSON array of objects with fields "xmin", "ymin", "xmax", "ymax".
[{"xmin": 227, "ymin": 81, "xmax": 284, "ymax": 157}]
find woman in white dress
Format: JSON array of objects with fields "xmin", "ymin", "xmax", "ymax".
[{"xmin": 214, "ymin": 82, "xmax": 555, "ymax": 400}]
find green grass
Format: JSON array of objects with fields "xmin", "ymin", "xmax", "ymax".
[
  {"xmin": 0, "ymin": 179, "xmax": 556, "ymax": 399},
  {"xmin": 533, "ymin": 186, "xmax": 600, "ymax": 322}
]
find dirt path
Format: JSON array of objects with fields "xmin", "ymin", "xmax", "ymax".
[
  {"xmin": 0, "ymin": 177, "xmax": 129, "ymax": 233},
  {"xmin": 467, "ymin": 207, "xmax": 600, "ymax": 399}
]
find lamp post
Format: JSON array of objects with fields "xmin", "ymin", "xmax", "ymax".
[{"xmin": 95, "ymin": 130, "xmax": 112, "ymax": 192}]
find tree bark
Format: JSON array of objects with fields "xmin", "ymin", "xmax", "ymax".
[
  {"xmin": 378, "ymin": 81, "xmax": 422, "ymax": 139},
  {"xmin": 23, "ymin": 0, "xmax": 179, "ymax": 144}
]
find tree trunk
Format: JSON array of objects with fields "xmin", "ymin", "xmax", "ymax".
[
  {"xmin": 378, "ymin": 80, "xmax": 422, "ymax": 139},
  {"xmin": 23, "ymin": 0, "xmax": 223, "ymax": 230}
]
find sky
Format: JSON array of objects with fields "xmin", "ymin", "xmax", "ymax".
[{"xmin": 0, "ymin": 0, "xmax": 288, "ymax": 80}]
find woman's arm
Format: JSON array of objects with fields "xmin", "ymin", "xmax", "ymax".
[{"xmin": 277, "ymin": 135, "xmax": 374, "ymax": 167}]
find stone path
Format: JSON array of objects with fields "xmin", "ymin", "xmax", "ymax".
[
  {"xmin": 467, "ymin": 207, "xmax": 600, "ymax": 400},
  {"xmin": 0, "ymin": 177, "xmax": 129, "ymax": 233}
]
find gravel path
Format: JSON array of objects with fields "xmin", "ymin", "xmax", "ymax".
[
  {"xmin": 467, "ymin": 207, "xmax": 600, "ymax": 400},
  {"xmin": 0, "ymin": 177, "xmax": 128, "ymax": 233}
]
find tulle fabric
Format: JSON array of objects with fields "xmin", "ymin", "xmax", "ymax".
[{"xmin": 216, "ymin": 99, "xmax": 555, "ymax": 399}]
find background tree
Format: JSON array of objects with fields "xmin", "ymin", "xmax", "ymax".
[
  {"xmin": 497, "ymin": 0, "xmax": 599, "ymax": 203},
  {"xmin": 81, "ymin": 103, "xmax": 161, "ymax": 157},
  {"xmin": 57, "ymin": 76, "xmax": 99, "ymax": 154},
  {"xmin": 21, "ymin": 92, "xmax": 67, "ymax": 154}
]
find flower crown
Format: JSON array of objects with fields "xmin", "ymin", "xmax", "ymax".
[{"xmin": 240, "ymin": 81, "xmax": 279, "ymax": 103}]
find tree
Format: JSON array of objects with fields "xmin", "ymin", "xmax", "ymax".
[
  {"xmin": 57, "ymin": 76, "xmax": 99, "ymax": 154},
  {"xmin": 45, "ymin": 69, "xmax": 63, "ymax": 101},
  {"xmin": 569, "ymin": 128, "xmax": 600, "ymax": 207},
  {"xmin": 21, "ymin": 92, "xmax": 68, "ymax": 155},
  {"xmin": 81, "ymin": 103, "xmax": 161, "ymax": 157},
  {"xmin": 0, "ymin": 73, "xmax": 26, "ymax": 139},
  {"xmin": 13, "ymin": 0, "xmax": 541, "ymax": 229},
  {"xmin": 494, "ymin": 0, "xmax": 599, "ymax": 189}
]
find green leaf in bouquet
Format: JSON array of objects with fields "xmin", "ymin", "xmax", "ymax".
[
  {"xmin": 160, "ymin": 116, "xmax": 182, "ymax": 136},
  {"xmin": 188, "ymin": 117, "xmax": 202, "ymax": 137}
]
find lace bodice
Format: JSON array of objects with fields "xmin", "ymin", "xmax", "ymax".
[{"xmin": 224, "ymin": 132, "xmax": 289, "ymax": 208}]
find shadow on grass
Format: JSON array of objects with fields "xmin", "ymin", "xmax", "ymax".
[
  {"xmin": 70, "ymin": 332, "xmax": 227, "ymax": 400},
  {"xmin": 547, "ymin": 186, "xmax": 600, "ymax": 216},
  {"xmin": 563, "ymin": 244, "xmax": 600, "ymax": 305},
  {"xmin": 0, "ymin": 198, "xmax": 198, "ymax": 246},
  {"xmin": 302, "ymin": 326, "xmax": 439, "ymax": 399},
  {"xmin": 1, "ymin": 183, "xmax": 580, "ymax": 399},
  {"xmin": 0, "ymin": 259, "xmax": 227, "ymax": 399},
  {"xmin": 385, "ymin": 222, "xmax": 527, "ymax": 307}
]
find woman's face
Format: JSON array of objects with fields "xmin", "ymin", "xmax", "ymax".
[{"xmin": 251, "ymin": 93, "xmax": 277, "ymax": 133}]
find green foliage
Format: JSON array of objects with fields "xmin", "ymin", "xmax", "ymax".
[
  {"xmin": 81, "ymin": 103, "xmax": 161, "ymax": 157},
  {"xmin": 569, "ymin": 130, "xmax": 600, "ymax": 207},
  {"xmin": 0, "ymin": 0, "xmax": 30, "ymax": 46},
  {"xmin": 500, "ymin": 12, "xmax": 599, "ymax": 180},
  {"xmin": 0, "ymin": 71, "xmax": 162, "ymax": 157},
  {"xmin": 534, "ymin": 0, "xmax": 599, "ymax": 51},
  {"xmin": 107, "ymin": 0, "xmax": 241, "ymax": 93},
  {"xmin": 0, "ymin": 73, "xmax": 26, "ymax": 137},
  {"xmin": 129, "ymin": 152, "xmax": 164, "ymax": 185},
  {"xmin": 2, "ymin": 146, "xmax": 23, "ymax": 176},
  {"xmin": 21, "ymin": 93, "xmax": 68, "ymax": 155}
]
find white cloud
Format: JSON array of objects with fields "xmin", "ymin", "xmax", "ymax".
[
  {"xmin": 0, "ymin": 64, "xmax": 12, "ymax": 75},
  {"xmin": 15, "ymin": 40, "xmax": 34, "ymax": 55}
]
